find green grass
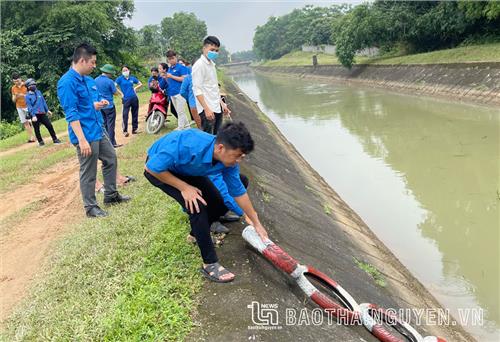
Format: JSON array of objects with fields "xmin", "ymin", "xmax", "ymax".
[
  {"xmin": 0, "ymin": 92, "xmax": 152, "ymax": 194},
  {"xmin": 353, "ymin": 257, "xmax": 386, "ymax": 287},
  {"xmin": 1, "ymin": 123, "xmax": 204, "ymax": 341},
  {"xmin": 0, "ymin": 118, "xmax": 67, "ymax": 151},
  {"xmin": 0, "ymin": 144, "xmax": 75, "ymax": 193},
  {"xmin": 323, "ymin": 203, "xmax": 332, "ymax": 215},
  {"xmin": 260, "ymin": 43, "xmax": 500, "ymax": 67}
]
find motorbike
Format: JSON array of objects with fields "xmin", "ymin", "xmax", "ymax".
[{"xmin": 145, "ymin": 79, "xmax": 168, "ymax": 134}]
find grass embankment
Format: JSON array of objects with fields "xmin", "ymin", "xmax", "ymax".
[
  {"xmin": 259, "ymin": 42, "xmax": 500, "ymax": 67},
  {"xmin": 1, "ymin": 119, "xmax": 204, "ymax": 340},
  {"xmin": 0, "ymin": 92, "xmax": 150, "ymax": 194}
]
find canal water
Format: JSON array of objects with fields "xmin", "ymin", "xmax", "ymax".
[{"xmin": 231, "ymin": 70, "xmax": 499, "ymax": 341}]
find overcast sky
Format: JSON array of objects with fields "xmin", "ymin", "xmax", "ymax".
[{"xmin": 127, "ymin": 1, "xmax": 362, "ymax": 53}]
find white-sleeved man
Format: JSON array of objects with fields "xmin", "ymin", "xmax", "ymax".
[{"xmin": 192, "ymin": 36, "xmax": 231, "ymax": 135}]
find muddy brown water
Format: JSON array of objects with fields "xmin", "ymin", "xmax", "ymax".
[{"xmin": 230, "ymin": 70, "xmax": 499, "ymax": 341}]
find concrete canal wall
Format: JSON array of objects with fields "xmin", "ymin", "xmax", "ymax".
[
  {"xmin": 189, "ymin": 78, "xmax": 473, "ymax": 341},
  {"xmin": 253, "ymin": 63, "xmax": 500, "ymax": 106}
]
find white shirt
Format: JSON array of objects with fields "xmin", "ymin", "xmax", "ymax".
[{"xmin": 192, "ymin": 54, "xmax": 221, "ymax": 114}]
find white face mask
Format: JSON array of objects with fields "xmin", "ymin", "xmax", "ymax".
[{"xmin": 122, "ymin": 71, "xmax": 130, "ymax": 77}]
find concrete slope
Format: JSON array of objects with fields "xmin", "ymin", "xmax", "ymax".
[{"xmin": 188, "ymin": 80, "xmax": 473, "ymax": 342}]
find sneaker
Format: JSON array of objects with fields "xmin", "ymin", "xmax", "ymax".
[
  {"xmin": 210, "ymin": 221, "xmax": 230, "ymax": 234},
  {"xmin": 53, "ymin": 139, "xmax": 63, "ymax": 144},
  {"xmin": 124, "ymin": 132, "xmax": 129, "ymax": 137},
  {"xmin": 27, "ymin": 139, "xmax": 35, "ymax": 143},
  {"xmin": 113, "ymin": 144, "xmax": 123, "ymax": 148},
  {"xmin": 38, "ymin": 141, "xmax": 45, "ymax": 146},
  {"xmin": 132, "ymin": 130, "xmax": 141, "ymax": 135}
]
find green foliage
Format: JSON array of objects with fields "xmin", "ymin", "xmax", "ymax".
[
  {"xmin": 334, "ymin": 0, "xmax": 500, "ymax": 68},
  {"xmin": 0, "ymin": 121, "xmax": 23, "ymax": 140},
  {"xmin": 0, "ymin": 0, "xmax": 137, "ymax": 122},
  {"xmin": 218, "ymin": 45, "xmax": 231, "ymax": 64},
  {"xmin": 253, "ymin": 5, "xmax": 348, "ymax": 60},
  {"xmin": 136, "ymin": 24, "xmax": 164, "ymax": 60},
  {"xmin": 160, "ymin": 12, "xmax": 207, "ymax": 63},
  {"xmin": 231, "ymin": 50, "xmax": 256, "ymax": 62}
]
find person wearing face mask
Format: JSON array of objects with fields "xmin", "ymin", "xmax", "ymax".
[
  {"xmin": 11, "ymin": 73, "xmax": 35, "ymax": 143},
  {"xmin": 192, "ymin": 36, "xmax": 231, "ymax": 135},
  {"xmin": 57, "ymin": 43, "xmax": 131, "ymax": 218},
  {"xmin": 24, "ymin": 78, "xmax": 62, "ymax": 146},
  {"xmin": 115, "ymin": 65, "xmax": 142, "ymax": 137}
]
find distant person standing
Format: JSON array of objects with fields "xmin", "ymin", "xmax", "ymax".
[
  {"xmin": 95, "ymin": 64, "xmax": 123, "ymax": 147},
  {"xmin": 115, "ymin": 65, "xmax": 142, "ymax": 137},
  {"xmin": 57, "ymin": 43, "xmax": 131, "ymax": 218},
  {"xmin": 166, "ymin": 50, "xmax": 191, "ymax": 130},
  {"xmin": 11, "ymin": 73, "xmax": 35, "ymax": 143},
  {"xmin": 192, "ymin": 36, "xmax": 231, "ymax": 135},
  {"xmin": 24, "ymin": 78, "xmax": 62, "ymax": 146}
]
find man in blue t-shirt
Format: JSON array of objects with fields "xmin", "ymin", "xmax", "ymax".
[
  {"xmin": 166, "ymin": 50, "xmax": 191, "ymax": 130},
  {"xmin": 57, "ymin": 43, "xmax": 131, "ymax": 218},
  {"xmin": 144, "ymin": 122, "xmax": 269, "ymax": 283},
  {"xmin": 95, "ymin": 64, "xmax": 124, "ymax": 147},
  {"xmin": 115, "ymin": 65, "xmax": 142, "ymax": 137},
  {"xmin": 179, "ymin": 74, "xmax": 201, "ymax": 128}
]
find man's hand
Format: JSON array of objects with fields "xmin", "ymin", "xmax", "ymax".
[
  {"xmin": 31, "ymin": 116, "xmax": 37, "ymax": 122},
  {"xmin": 47, "ymin": 110, "xmax": 53, "ymax": 117},
  {"xmin": 78, "ymin": 139, "xmax": 92, "ymax": 157},
  {"xmin": 93, "ymin": 100, "xmax": 108, "ymax": 111},
  {"xmin": 243, "ymin": 214, "xmax": 254, "ymax": 226},
  {"xmin": 181, "ymin": 185, "xmax": 207, "ymax": 214},
  {"xmin": 221, "ymin": 102, "xmax": 231, "ymax": 115},
  {"xmin": 254, "ymin": 223, "xmax": 269, "ymax": 241},
  {"xmin": 205, "ymin": 108, "xmax": 215, "ymax": 120},
  {"xmin": 166, "ymin": 73, "xmax": 172, "ymax": 79}
]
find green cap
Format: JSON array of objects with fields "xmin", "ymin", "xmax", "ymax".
[{"xmin": 100, "ymin": 64, "xmax": 116, "ymax": 75}]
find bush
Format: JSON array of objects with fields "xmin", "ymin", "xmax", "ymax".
[{"xmin": 0, "ymin": 120, "xmax": 23, "ymax": 140}]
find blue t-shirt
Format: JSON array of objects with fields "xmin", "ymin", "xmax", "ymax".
[
  {"xmin": 179, "ymin": 74, "xmax": 196, "ymax": 108},
  {"xmin": 146, "ymin": 129, "xmax": 246, "ymax": 197},
  {"xmin": 94, "ymin": 74, "xmax": 117, "ymax": 109},
  {"xmin": 167, "ymin": 63, "xmax": 189, "ymax": 97},
  {"xmin": 115, "ymin": 75, "xmax": 139, "ymax": 101}
]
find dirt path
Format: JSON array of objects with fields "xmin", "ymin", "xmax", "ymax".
[
  {"xmin": 0, "ymin": 104, "xmax": 148, "ymax": 323},
  {"xmin": 0, "ymin": 131, "xmax": 69, "ymax": 158}
]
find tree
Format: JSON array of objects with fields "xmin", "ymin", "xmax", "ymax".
[
  {"xmin": 160, "ymin": 12, "xmax": 207, "ymax": 63},
  {"xmin": 137, "ymin": 24, "xmax": 164, "ymax": 59},
  {"xmin": 231, "ymin": 50, "xmax": 256, "ymax": 62},
  {"xmin": 0, "ymin": 0, "xmax": 139, "ymax": 122},
  {"xmin": 218, "ymin": 45, "xmax": 231, "ymax": 65},
  {"xmin": 253, "ymin": 5, "xmax": 347, "ymax": 60}
]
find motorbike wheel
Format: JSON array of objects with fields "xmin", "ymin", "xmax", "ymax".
[{"xmin": 146, "ymin": 110, "xmax": 165, "ymax": 134}]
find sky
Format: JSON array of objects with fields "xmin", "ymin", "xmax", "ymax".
[{"xmin": 126, "ymin": 1, "xmax": 362, "ymax": 53}]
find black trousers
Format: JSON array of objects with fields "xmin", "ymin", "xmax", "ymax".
[
  {"xmin": 144, "ymin": 170, "xmax": 249, "ymax": 264},
  {"xmin": 186, "ymin": 102, "xmax": 195, "ymax": 121},
  {"xmin": 122, "ymin": 96, "xmax": 139, "ymax": 133},
  {"xmin": 32, "ymin": 114, "xmax": 57, "ymax": 143},
  {"xmin": 200, "ymin": 111, "xmax": 223, "ymax": 135},
  {"xmin": 101, "ymin": 106, "xmax": 117, "ymax": 146}
]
